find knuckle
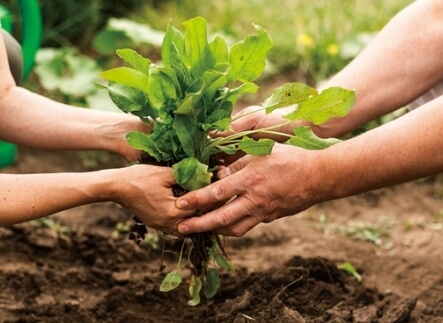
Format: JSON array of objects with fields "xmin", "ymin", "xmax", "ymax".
[
  {"xmin": 230, "ymin": 228, "xmax": 246, "ymax": 238},
  {"xmin": 215, "ymin": 209, "xmax": 232, "ymax": 227},
  {"xmin": 211, "ymin": 184, "xmax": 228, "ymax": 201}
]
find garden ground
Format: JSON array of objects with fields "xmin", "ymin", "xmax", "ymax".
[{"xmin": 0, "ymin": 144, "xmax": 442, "ymax": 322}]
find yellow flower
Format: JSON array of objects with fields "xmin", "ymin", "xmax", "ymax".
[
  {"xmin": 297, "ymin": 32, "xmax": 314, "ymax": 49},
  {"xmin": 327, "ymin": 43, "xmax": 340, "ymax": 56}
]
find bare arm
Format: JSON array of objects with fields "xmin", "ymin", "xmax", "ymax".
[
  {"xmin": 0, "ymin": 32, "xmax": 191, "ymax": 229},
  {"xmin": 314, "ymin": 0, "xmax": 443, "ymax": 138},
  {"xmin": 0, "ymin": 31, "xmax": 149, "ymax": 162},
  {"xmin": 0, "ymin": 165, "xmax": 191, "ymax": 229}
]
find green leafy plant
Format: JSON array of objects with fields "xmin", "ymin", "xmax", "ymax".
[{"xmin": 99, "ymin": 16, "xmax": 355, "ymax": 305}]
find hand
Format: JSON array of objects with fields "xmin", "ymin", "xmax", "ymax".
[
  {"xmin": 113, "ymin": 116, "xmax": 154, "ymax": 163},
  {"xmin": 214, "ymin": 105, "xmax": 300, "ymax": 165},
  {"xmin": 111, "ymin": 164, "xmax": 195, "ymax": 232},
  {"xmin": 229, "ymin": 105, "xmax": 298, "ymax": 141},
  {"xmin": 175, "ymin": 143, "xmax": 325, "ymax": 236}
]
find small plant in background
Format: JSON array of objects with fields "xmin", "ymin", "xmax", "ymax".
[
  {"xmin": 34, "ymin": 47, "xmax": 101, "ymax": 104},
  {"xmin": 32, "ymin": 217, "xmax": 70, "ymax": 234},
  {"xmin": 338, "ymin": 262, "xmax": 362, "ymax": 282},
  {"xmin": 99, "ymin": 16, "xmax": 355, "ymax": 305},
  {"xmin": 319, "ymin": 214, "xmax": 395, "ymax": 248}
]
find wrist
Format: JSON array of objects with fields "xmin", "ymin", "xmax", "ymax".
[{"xmin": 88, "ymin": 169, "xmax": 121, "ymax": 202}]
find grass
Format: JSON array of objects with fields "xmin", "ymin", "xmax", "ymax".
[{"xmin": 132, "ymin": 0, "xmax": 414, "ymax": 82}]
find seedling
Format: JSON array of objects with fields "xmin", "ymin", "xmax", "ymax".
[
  {"xmin": 338, "ymin": 262, "xmax": 362, "ymax": 282},
  {"xmin": 99, "ymin": 16, "xmax": 355, "ymax": 305}
]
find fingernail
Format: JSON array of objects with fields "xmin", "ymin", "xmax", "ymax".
[
  {"xmin": 178, "ymin": 223, "xmax": 189, "ymax": 234},
  {"xmin": 176, "ymin": 199, "xmax": 188, "ymax": 209}
]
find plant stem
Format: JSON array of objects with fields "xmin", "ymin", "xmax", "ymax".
[{"xmin": 205, "ymin": 120, "xmax": 294, "ymax": 150}]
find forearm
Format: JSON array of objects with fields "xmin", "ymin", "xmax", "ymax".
[
  {"xmin": 0, "ymin": 169, "xmax": 116, "ymax": 226},
  {"xmin": 314, "ymin": 0, "xmax": 443, "ymax": 138},
  {"xmin": 319, "ymin": 96, "xmax": 443, "ymax": 201},
  {"xmin": 0, "ymin": 86, "xmax": 136, "ymax": 153}
]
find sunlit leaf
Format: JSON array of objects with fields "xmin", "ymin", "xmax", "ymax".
[
  {"xmin": 263, "ymin": 82, "xmax": 317, "ymax": 113},
  {"xmin": 209, "ymin": 35, "xmax": 229, "ymax": 65},
  {"xmin": 116, "ymin": 48, "xmax": 151, "ymax": 74},
  {"xmin": 227, "ymin": 24, "xmax": 272, "ymax": 82},
  {"xmin": 183, "ymin": 16, "xmax": 216, "ymax": 80},
  {"xmin": 283, "ymin": 87, "xmax": 356, "ymax": 125},
  {"xmin": 100, "ymin": 67, "xmax": 150, "ymax": 95}
]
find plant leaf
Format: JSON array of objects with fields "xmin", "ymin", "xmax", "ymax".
[
  {"xmin": 172, "ymin": 157, "xmax": 212, "ymax": 191},
  {"xmin": 209, "ymin": 35, "xmax": 229, "ymax": 65},
  {"xmin": 174, "ymin": 115, "xmax": 203, "ymax": 157},
  {"xmin": 214, "ymin": 144, "xmax": 237, "ymax": 155},
  {"xmin": 283, "ymin": 87, "xmax": 356, "ymax": 125},
  {"xmin": 102, "ymin": 83, "xmax": 147, "ymax": 113},
  {"xmin": 100, "ymin": 67, "xmax": 150, "ymax": 95},
  {"xmin": 126, "ymin": 131, "xmax": 165, "ymax": 161},
  {"xmin": 162, "ymin": 21, "xmax": 185, "ymax": 68},
  {"xmin": 160, "ymin": 270, "xmax": 182, "ymax": 292},
  {"xmin": 148, "ymin": 65, "xmax": 178, "ymax": 109},
  {"xmin": 188, "ymin": 275, "xmax": 202, "ymax": 306},
  {"xmin": 286, "ymin": 126, "xmax": 341, "ymax": 150},
  {"xmin": 263, "ymin": 82, "xmax": 318, "ymax": 113},
  {"xmin": 204, "ymin": 268, "xmax": 220, "ymax": 299},
  {"xmin": 225, "ymin": 82, "xmax": 259, "ymax": 104},
  {"xmin": 238, "ymin": 137, "xmax": 275, "ymax": 155},
  {"xmin": 116, "ymin": 48, "xmax": 151, "ymax": 74},
  {"xmin": 210, "ymin": 237, "xmax": 235, "ymax": 271},
  {"xmin": 183, "ymin": 16, "xmax": 216, "ymax": 80},
  {"xmin": 338, "ymin": 262, "xmax": 362, "ymax": 282},
  {"xmin": 227, "ymin": 24, "xmax": 272, "ymax": 82}
]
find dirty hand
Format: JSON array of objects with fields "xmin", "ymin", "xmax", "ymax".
[
  {"xmin": 175, "ymin": 144, "xmax": 324, "ymax": 237},
  {"xmin": 112, "ymin": 164, "xmax": 194, "ymax": 232}
]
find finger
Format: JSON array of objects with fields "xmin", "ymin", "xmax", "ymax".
[
  {"xmin": 176, "ymin": 171, "xmax": 245, "ymax": 210},
  {"xmin": 214, "ymin": 214, "xmax": 262, "ymax": 237},
  {"xmin": 177, "ymin": 195, "xmax": 253, "ymax": 234}
]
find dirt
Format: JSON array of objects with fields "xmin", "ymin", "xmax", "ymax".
[{"xmin": 1, "ymin": 146, "xmax": 442, "ymax": 323}]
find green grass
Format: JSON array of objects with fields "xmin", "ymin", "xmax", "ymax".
[{"xmin": 132, "ymin": 0, "xmax": 414, "ymax": 82}]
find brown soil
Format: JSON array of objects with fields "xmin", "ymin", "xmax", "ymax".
[{"xmin": 1, "ymin": 147, "xmax": 442, "ymax": 322}]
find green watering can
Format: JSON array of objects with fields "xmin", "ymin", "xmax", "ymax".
[{"xmin": 0, "ymin": 0, "xmax": 42, "ymax": 168}]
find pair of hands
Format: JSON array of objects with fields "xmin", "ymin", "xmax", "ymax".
[
  {"xmin": 172, "ymin": 107, "xmax": 322, "ymax": 237},
  {"xmin": 117, "ymin": 106, "xmax": 304, "ymax": 236}
]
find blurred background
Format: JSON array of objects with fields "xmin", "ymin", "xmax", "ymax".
[{"xmin": 1, "ymin": 0, "xmax": 414, "ymax": 121}]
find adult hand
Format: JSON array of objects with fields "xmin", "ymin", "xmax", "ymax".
[
  {"xmin": 112, "ymin": 164, "xmax": 194, "ymax": 232},
  {"xmin": 112, "ymin": 116, "xmax": 154, "ymax": 163},
  {"xmin": 229, "ymin": 105, "xmax": 297, "ymax": 142},
  {"xmin": 214, "ymin": 105, "xmax": 302, "ymax": 165},
  {"xmin": 175, "ymin": 143, "xmax": 326, "ymax": 236}
]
